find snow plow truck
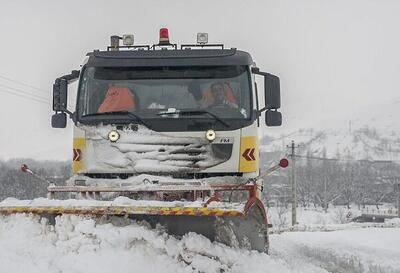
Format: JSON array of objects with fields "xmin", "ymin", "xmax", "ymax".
[{"xmin": 0, "ymin": 29, "xmax": 286, "ymax": 253}]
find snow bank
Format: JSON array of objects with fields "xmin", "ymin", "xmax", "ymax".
[
  {"xmin": 268, "ymin": 206, "xmax": 400, "ymax": 232},
  {"xmin": 271, "ymin": 228, "xmax": 400, "ymax": 273},
  {"xmin": 0, "ymin": 214, "xmax": 310, "ymax": 273},
  {"xmin": 2, "ymin": 208, "xmax": 398, "ymax": 272},
  {"xmin": 268, "ymin": 206, "xmax": 359, "ymax": 229}
]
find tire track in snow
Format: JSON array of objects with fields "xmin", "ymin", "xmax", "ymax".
[
  {"xmin": 270, "ymin": 232, "xmax": 400, "ymax": 273},
  {"xmin": 298, "ymin": 244, "xmax": 400, "ymax": 273},
  {"xmin": 269, "ymin": 237, "xmax": 332, "ymax": 273}
]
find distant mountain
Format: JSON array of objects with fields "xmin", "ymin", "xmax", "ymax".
[
  {"xmin": 260, "ymin": 98, "xmax": 400, "ymax": 161},
  {"xmin": 261, "ymin": 126, "xmax": 400, "ymax": 161}
]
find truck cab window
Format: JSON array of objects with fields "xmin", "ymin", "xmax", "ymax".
[{"xmin": 77, "ymin": 66, "xmax": 252, "ymax": 130}]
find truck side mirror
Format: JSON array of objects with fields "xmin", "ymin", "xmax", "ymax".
[
  {"xmin": 51, "ymin": 113, "xmax": 67, "ymax": 128},
  {"xmin": 265, "ymin": 110, "xmax": 282, "ymax": 126},
  {"xmin": 53, "ymin": 79, "xmax": 68, "ymax": 111},
  {"xmin": 252, "ymin": 68, "xmax": 283, "ymax": 127},
  {"xmin": 264, "ymin": 74, "xmax": 280, "ymax": 109}
]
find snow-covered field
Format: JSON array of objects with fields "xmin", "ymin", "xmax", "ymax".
[
  {"xmin": 268, "ymin": 206, "xmax": 359, "ymax": 228},
  {"xmin": 268, "ymin": 205, "xmax": 399, "ymax": 230},
  {"xmin": 0, "ymin": 213, "xmax": 399, "ymax": 273},
  {"xmin": 272, "ymin": 228, "xmax": 400, "ymax": 273}
]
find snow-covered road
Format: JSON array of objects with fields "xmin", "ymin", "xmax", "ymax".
[
  {"xmin": 0, "ymin": 214, "xmax": 399, "ymax": 273},
  {"xmin": 271, "ymin": 228, "xmax": 400, "ymax": 273}
]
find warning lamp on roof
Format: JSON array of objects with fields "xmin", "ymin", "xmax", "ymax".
[
  {"xmin": 197, "ymin": 33, "xmax": 208, "ymax": 45},
  {"xmin": 159, "ymin": 28, "xmax": 170, "ymax": 45},
  {"xmin": 122, "ymin": 34, "xmax": 134, "ymax": 46}
]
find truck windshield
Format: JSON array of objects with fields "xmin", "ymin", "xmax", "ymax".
[{"xmin": 77, "ymin": 66, "xmax": 252, "ymax": 129}]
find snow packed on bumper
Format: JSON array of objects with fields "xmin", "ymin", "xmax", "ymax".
[{"xmin": 82, "ymin": 125, "xmax": 226, "ymax": 173}]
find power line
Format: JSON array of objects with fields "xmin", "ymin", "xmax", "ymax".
[
  {"xmin": 295, "ymin": 154, "xmax": 341, "ymax": 161},
  {"xmin": 0, "ymin": 88, "xmax": 48, "ymax": 104},
  {"xmin": 0, "ymin": 84, "xmax": 74, "ymax": 109},
  {"xmin": 0, "ymin": 83, "xmax": 49, "ymax": 101},
  {"xmin": 0, "ymin": 88, "xmax": 49, "ymax": 105},
  {"xmin": 294, "ymin": 154, "xmax": 399, "ymax": 164},
  {"xmin": 0, "ymin": 74, "xmax": 49, "ymax": 95}
]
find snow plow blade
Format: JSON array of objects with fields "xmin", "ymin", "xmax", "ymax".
[
  {"xmin": 0, "ymin": 204, "xmax": 243, "ymax": 217},
  {"xmin": 4, "ymin": 161, "xmax": 281, "ymax": 254},
  {"xmin": 0, "ymin": 198, "xmax": 269, "ymax": 252}
]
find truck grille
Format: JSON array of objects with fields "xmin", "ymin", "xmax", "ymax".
[{"xmin": 84, "ymin": 126, "xmax": 232, "ymax": 174}]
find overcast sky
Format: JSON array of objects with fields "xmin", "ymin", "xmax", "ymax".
[{"xmin": 0, "ymin": 0, "xmax": 399, "ymax": 160}]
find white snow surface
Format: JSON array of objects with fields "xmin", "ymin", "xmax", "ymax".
[
  {"xmin": 0, "ymin": 212, "xmax": 399, "ymax": 272},
  {"xmin": 0, "ymin": 214, "xmax": 319, "ymax": 273},
  {"xmin": 271, "ymin": 228, "xmax": 400, "ymax": 273}
]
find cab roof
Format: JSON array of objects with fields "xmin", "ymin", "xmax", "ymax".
[{"xmin": 85, "ymin": 49, "xmax": 253, "ymax": 67}]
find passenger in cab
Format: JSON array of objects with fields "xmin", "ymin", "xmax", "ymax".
[
  {"xmin": 98, "ymin": 85, "xmax": 137, "ymax": 113},
  {"xmin": 201, "ymin": 82, "xmax": 238, "ymax": 108}
]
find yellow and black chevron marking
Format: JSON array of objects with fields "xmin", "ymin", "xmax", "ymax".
[
  {"xmin": 239, "ymin": 136, "xmax": 258, "ymax": 172},
  {"xmin": 72, "ymin": 138, "xmax": 85, "ymax": 174},
  {"xmin": 0, "ymin": 206, "xmax": 244, "ymax": 217}
]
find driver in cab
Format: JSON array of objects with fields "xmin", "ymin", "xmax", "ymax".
[{"xmin": 201, "ymin": 82, "xmax": 238, "ymax": 108}]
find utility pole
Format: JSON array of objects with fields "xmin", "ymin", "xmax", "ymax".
[
  {"xmin": 322, "ymin": 148, "xmax": 328, "ymax": 213},
  {"xmin": 396, "ymin": 183, "xmax": 400, "ymax": 218},
  {"xmin": 287, "ymin": 140, "xmax": 299, "ymax": 226}
]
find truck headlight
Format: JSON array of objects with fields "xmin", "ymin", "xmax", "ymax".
[
  {"xmin": 108, "ymin": 130, "xmax": 120, "ymax": 142},
  {"xmin": 206, "ymin": 129, "xmax": 216, "ymax": 142}
]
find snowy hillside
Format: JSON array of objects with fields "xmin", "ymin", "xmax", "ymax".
[
  {"xmin": 261, "ymin": 98, "xmax": 400, "ymax": 161},
  {"xmin": 261, "ymin": 126, "xmax": 400, "ymax": 161}
]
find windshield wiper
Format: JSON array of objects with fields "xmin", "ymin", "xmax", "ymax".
[
  {"xmin": 157, "ymin": 110, "xmax": 230, "ymax": 128},
  {"xmin": 82, "ymin": 111, "xmax": 150, "ymax": 128}
]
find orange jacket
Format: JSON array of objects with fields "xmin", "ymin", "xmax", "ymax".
[
  {"xmin": 98, "ymin": 86, "xmax": 136, "ymax": 113},
  {"xmin": 202, "ymin": 83, "xmax": 237, "ymax": 106}
]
